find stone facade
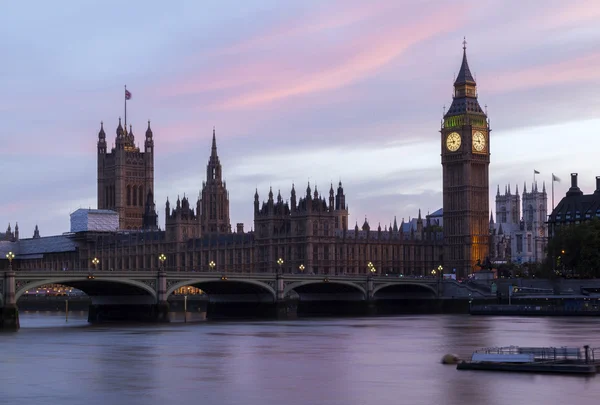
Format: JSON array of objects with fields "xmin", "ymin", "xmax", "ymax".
[
  {"xmin": 489, "ymin": 182, "xmax": 548, "ymax": 263},
  {"xmin": 441, "ymin": 44, "xmax": 490, "ymax": 277},
  {"xmin": 4, "ymin": 128, "xmax": 443, "ymax": 276},
  {"xmin": 97, "ymin": 119, "xmax": 155, "ymax": 230}
]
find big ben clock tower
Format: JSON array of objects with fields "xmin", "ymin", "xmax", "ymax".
[{"xmin": 441, "ymin": 40, "xmax": 490, "ymax": 278}]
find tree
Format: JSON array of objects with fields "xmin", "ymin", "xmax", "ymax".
[{"xmin": 546, "ymin": 218, "xmax": 600, "ymax": 278}]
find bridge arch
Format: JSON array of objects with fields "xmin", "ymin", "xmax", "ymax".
[
  {"xmin": 166, "ymin": 278, "xmax": 276, "ymax": 301},
  {"xmin": 14, "ymin": 277, "xmax": 157, "ymax": 301},
  {"xmin": 373, "ymin": 282, "xmax": 437, "ymax": 298},
  {"xmin": 284, "ymin": 280, "xmax": 367, "ymax": 299}
]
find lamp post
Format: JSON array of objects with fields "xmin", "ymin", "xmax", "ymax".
[
  {"xmin": 6, "ymin": 251, "xmax": 15, "ymax": 271},
  {"xmin": 209, "ymin": 260, "xmax": 216, "ymax": 272},
  {"xmin": 277, "ymin": 257, "xmax": 284, "ymax": 275},
  {"xmin": 431, "ymin": 269, "xmax": 437, "ymax": 277},
  {"xmin": 368, "ymin": 261, "xmax": 376, "ymax": 276},
  {"xmin": 159, "ymin": 253, "xmax": 167, "ymax": 271},
  {"xmin": 437, "ymin": 265, "xmax": 443, "ymax": 280},
  {"xmin": 92, "ymin": 257, "xmax": 99, "ymax": 270},
  {"xmin": 298, "ymin": 264, "xmax": 305, "ymax": 274}
]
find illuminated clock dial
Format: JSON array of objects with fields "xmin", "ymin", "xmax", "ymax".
[
  {"xmin": 446, "ymin": 132, "xmax": 461, "ymax": 152},
  {"xmin": 472, "ymin": 131, "xmax": 486, "ymax": 152}
]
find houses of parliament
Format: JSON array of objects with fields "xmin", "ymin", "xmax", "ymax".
[{"xmin": 1, "ymin": 45, "xmax": 492, "ymax": 278}]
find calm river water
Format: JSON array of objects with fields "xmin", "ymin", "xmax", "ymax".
[{"xmin": 1, "ymin": 312, "xmax": 600, "ymax": 405}]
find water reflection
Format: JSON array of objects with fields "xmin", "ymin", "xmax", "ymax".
[{"xmin": 2, "ymin": 313, "xmax": 600, "ymax": 405}]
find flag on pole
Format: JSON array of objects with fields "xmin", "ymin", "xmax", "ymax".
[
  {"xmin": 552, "ymin": 174, "xmax": 561, "ymax": 182},
  {"xmin": 125, "ymin": 89, "xmax": 132, "ymax": 100},
  {"xmin": 534, "ymin": 169, "xmax": 540, "ymax": 174}
]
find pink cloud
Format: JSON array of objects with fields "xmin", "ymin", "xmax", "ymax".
[
  {"xmin": 208, "ymin": 8, "xmax": 467, "ymax": 110},
  {"xmin": 216, "ymin": 0, "xmax": 405, "ymax": 57},
  {"xmin": 538, "ymin": 0, "xmax": 600, "ymax": 29},
  {"xmin": 159, "ymin": 0, "xmax": 405, "ymax": 98},
  {"xmin": 484, "ymin": 51, "xmax": 600, "ymax": 94}
]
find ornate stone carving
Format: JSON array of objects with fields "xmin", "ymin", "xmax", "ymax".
[
  {"xmin": 141, "ymin": 279, "xmax": 156, "ymax": 290},
  {"xmin": 264, "ymin": 281, "xmax": 276, "ymax": 290},
  {"xmin": 15, "ymin": 280, "xmax": 38, "ymax": 292},
  {"xmin": 283, "ymin": 281, "xmax": 301, "ymax": 290},
  {"xmin": 166, "ymin": 280, "xmax": 180, "ymax": 289}
]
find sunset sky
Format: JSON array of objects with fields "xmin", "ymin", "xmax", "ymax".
[{"xmin": 1, "ymin": 0, "xmax": 600, "ymax": 237}]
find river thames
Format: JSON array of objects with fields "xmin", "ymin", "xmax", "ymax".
[{"xmin": 2, "ymin": 312, "xmax": 599, "ymax": 404}]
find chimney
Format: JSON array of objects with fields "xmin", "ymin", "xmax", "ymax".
[
  {"xmin": 566, "ymin": 173, "xmax": 583, "ymax": 197},
  {"xmin": 236, "ymin": 223, "xmax": 244, "ymax": 233},
  {"xmin": 595, "ymin": 176, "xmax": 600, "ymax": 195}
]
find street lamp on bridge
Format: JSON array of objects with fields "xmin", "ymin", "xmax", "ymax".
[
  {"xmin": 92, "ymin": 257, "xmax": 99, "ymax": 270},
  {"xmin": 209, "ymin": 260, "xmax": 216, "ymax": 272},
  {"xmin": 298, "ymin": 264, "xmax": 305, "ymax": 274},
  {"xmin": 368, "ymin": 261, "xmax": 376, "ymax": 276},
  {"xmin": 159, "ymin": 254, "xmax": 167, "ymax": 271},
  {"xmin": 277, "ymin": 257, "xmax": 284, "ymax": 275},
  {"xmin": 437, "ymin": 265, "xmax": 443, "ymax": 279},
  {"xmin": 6, "ymin": 251, "xmax": 15, "ymax": 271}
]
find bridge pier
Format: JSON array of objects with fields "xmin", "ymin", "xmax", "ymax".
[
  {"xmin": 0, "ymin": 306, "xmax": 20, "ymax": 331},
  {"xmin": 364, "ymin": 300, "xmax": 378, "ymax": 316},
  {"xmin": 275, "ymin": 297, "xmax": 298, "ymax": 320},
  {"xmin": 1, "ymin": 270, "xmax": 19, "ymax": 331}
]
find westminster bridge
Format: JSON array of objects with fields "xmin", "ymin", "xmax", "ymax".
[{"xmin": 0, "ymin": 269, "xmax": 488, "ymax": 330}]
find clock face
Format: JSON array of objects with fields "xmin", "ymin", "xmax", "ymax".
[
  {"xmin": 472, "ymin": 131, "xmax": 486, "ymax": 152},
  {"xmin": 446, "ymin": 132, "xmax": 461, "ymax": 152}
]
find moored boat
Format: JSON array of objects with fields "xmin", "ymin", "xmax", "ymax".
[{"xmin": 457, "ymin": 346, "xmax": 600, "ymax": 375}]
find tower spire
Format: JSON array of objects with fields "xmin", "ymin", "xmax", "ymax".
[
  {"xmin": 211, "ymin": 126, "xmax": 217, "ymax": 158},
  {"xmin": 455, "ymin": 37, "xmax": 475, "ymax": 86}
]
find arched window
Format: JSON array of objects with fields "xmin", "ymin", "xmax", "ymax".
[
  {"xmin": 139, "ymin": 186, "xmax": 144, "ymax": 207},
  {"xmin": 133, "ymin": 185, "xmax": 138, "ymax": 206},
  {"xmin": 527, "ymin": 204, "xmax": 534, "ymax": 222},
  {"xmin": 127, "ymin": 185, "xmax": 131, "ymax": 206},
  {"xmin": 539, "ymin": 205, "xmax": 545, "ymax": 222}
]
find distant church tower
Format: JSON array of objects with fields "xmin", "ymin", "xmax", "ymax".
[
  {"xmin": 199, "ymin": 128, "xmax": 231, "ymax": 234},
  {"xmin": 97, "ymin": 119, "xmax": 155, "ymax": 230},
  {"xmin": 441, "ymin": 40, "xmax": 490, "ymax": 277}
]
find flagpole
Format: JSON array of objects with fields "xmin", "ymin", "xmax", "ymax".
[
  {"xmin": 124, "ymin": 85, "xmax": 127, "ymax": 128},
  {"xmin": 552, "ymin": 173, "xmax": 555, "ymax": 211}
]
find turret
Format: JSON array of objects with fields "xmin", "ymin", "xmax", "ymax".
[
  {"xmin": 254, "ymin": 189, "xmax": 260, "ymax": 214},
  {"xmin": 362, "ymin": 217, "xmax": 370, "ymax": 232},
  {"xmin": 33, "ymin": 224, "xmax": 40, "ymax": 239},
  {"xmin": 14, "ymin": 222, "xmax": 19, "ymax": 240},
  {"xmin": 165, "ymin": 197, "xmax": 170, "ymax": 220},
  {"xmin": 145, "ymin": 120, "xmax": 154, "ymax": 153},
  {"xmin": 329, "ymin": 183, "xmax": 334, "ymax": 211},
  {"xmin": 142, "ymin": 190, "xmax": 158, "ymax": 230},
  {"xmin": 290, "ymin": 184, "xmax": 297, "ymax": 211},
  {"xmin": 335, "ymin": 181, "xmax": 346, "ymax": 210},
  {"xmin": 97, "ymin": 121, "xmax": 107, "ymax": 154}
]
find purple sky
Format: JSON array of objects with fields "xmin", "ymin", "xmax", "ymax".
[{"xmin": 2, "ymin": 0, "xmax": 600, "ymax": 238}]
